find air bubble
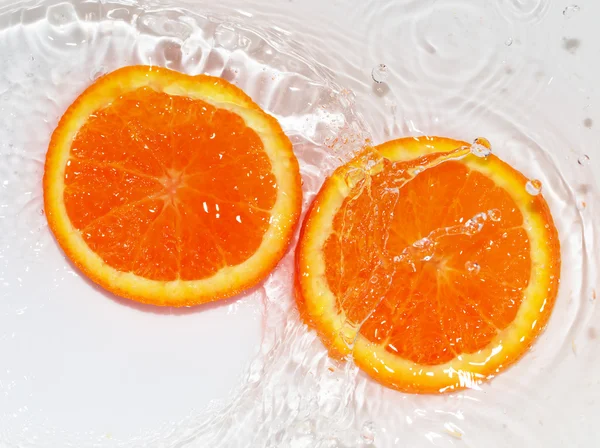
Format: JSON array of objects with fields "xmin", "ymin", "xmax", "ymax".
[
  {"xmin": 563, "ymin": 5, "xmax": 581, "ymax": 18},
  {"xmin": 361, "ymin": 421, "xmax": 376, "ymax": 445},
  {"xmin": 470, "ymin": 137, "xmax": 492, "ymax": 158},
  {"xmin": 371, "ymin": 64, "xmax": 389, "ymax": 83},
  {"xmin": 465, "ymin": 261, "xmax": 481, "ymax": 275},
  {"xmin": 526, "ymin": 179, "xmax": 542, "ymax": 196},
  {"xmin": 578, "ymin": 154, "xmax": 590, "ymax": 166},
  {"xmin": 488, "ymin": 209, "xmax": 501, "ymax": 222},
  {"xmin": 505, "ymin": 37, "xmax": 513, "ymax": 46}
]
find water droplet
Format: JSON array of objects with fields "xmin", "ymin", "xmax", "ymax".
[
  {"xmin": 563, "ymin": 5, "xmax": 581, "ymax": 18},
  {"xmin": 90, "ymin": 66, "xmax": 107, "ymax": 81},
  {"xmin": 413, "ymin": 237, "xmax": 435, "ymax": 261},
  {"xmin": 411, "ymin": 165, "xmax": 424, "ymax": 175},
  {"xmin": 414, "ymin": 237, "xmax": 431, "ymax": 248},
  {"xmin": 339, "ymin": 320, "xmax": 360, "ymax": 350},
  {"xmin": 465, "ymin": 261, "xmax": 481, "ymax": 275},
  {"xmin": 371, "ymin": 64, "xmax": 389, "ymax": 83},
  {"xmin": 361, "ymin": 421, "xmax": 376, "ymax": 445},
  {"xmin": 578, "ymin": 154, "xmax": 590, "ymax": 166},
  {"xmin": 487, "ymin": 209, "xmax": 501, "ymax": 222},
  {"xmin": 505, "ymin": 37, "xmax": 513, "ymax": 46},
  {"xmin": 526, "ymin": 179, "xmax": 542, "ymax": 196},
  {"xmin": 464, "ymin": 212, "xmax": 487, "ymax": 235},
  {"xmin": 470, "ymin": 137, "xmax": 492, "ymax": 158}
]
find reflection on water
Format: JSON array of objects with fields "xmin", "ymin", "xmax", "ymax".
[{"xmin": 0, "ymin": 0, "xmax": 597, "ymax": 446}]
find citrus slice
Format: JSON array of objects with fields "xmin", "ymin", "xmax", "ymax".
[
  {"xmin": 296, "ymin": 136, "xmax": 560, "ymax": 393},
  {"xmin": 44, "ymin": 65, "xmax": 302, "ymax": 307}
]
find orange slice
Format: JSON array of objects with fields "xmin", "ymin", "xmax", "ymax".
[
  {"xmin": 44, "ymin": 65, "xmax": 302, "ymax": 307},
  {"xmin": 296, "ymin": 136, "xmax": 560, "ymax": 393}
]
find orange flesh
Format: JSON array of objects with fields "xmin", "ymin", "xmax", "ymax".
[
  {"xmin": 64, "ymin": 87, "xmax": 277, "ymax": 281},
  {"xmin": 323, "ymin": 159, "xmax": 530, "ymax": 366}
]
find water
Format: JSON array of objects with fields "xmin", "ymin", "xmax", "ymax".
[
  {"xmin": 470, "ymin": 137, "xmax": 493, "ymax": 157},
  {"xmin": 465, "ymin": 261, "xmax": 481, "ymax": 275},
  {"xmin": 563, "ymin": 5, "xmax": 581, "ymax": 18},
  {"xmin": 360, "ymin": 420, "xmax": 376, "ymax": 445},
  {"xmin": 371, "ymin": 64, "xmax": 389, "ymax": 84},
  {"xmin": 578, "ymin": 154, "xmax": 590, "ymax": 166},
  {"xmin": 0, "ymin": 0, "xmax": 598, "ymax": 447},
  {"xmin": 526, "ymin": 179, "xmax": 543, "ymax": 196}
]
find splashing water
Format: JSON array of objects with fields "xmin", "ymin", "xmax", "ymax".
[
  {"xmin": 394, "ymin": 209, "xmax": 490, "ymax": 271},
  {"xmin": 337, "ymin": 144, "xmax": 477, "ymax": 346},
  {"xmin": 0, "ymin": 0, "xmax": 598, "ymax": 447}
]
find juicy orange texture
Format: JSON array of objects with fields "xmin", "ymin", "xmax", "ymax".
[
  {"xmin": 67, "ymin": 87, "xmax": 276, "ymax": 281},
  {"xmin": 296, "ymin": 137, "xmax": 560, "ymax": 393},
  {"xmin": 44, "ymin": 66, "xmax": 302, "ymax": 306}
]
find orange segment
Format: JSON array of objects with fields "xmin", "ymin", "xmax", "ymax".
[
  {"xmin": 296, "ymin": 136, "xmax": 560, "ymax": 393},
  {"xmin": 44, "ymin": 65, "xmax": 302, "ymax": 306}
]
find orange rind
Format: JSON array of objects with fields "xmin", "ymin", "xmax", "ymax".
[
  {"xmin": 44, "ymin": 65, "xmax": 302, "ymax": 306},
  {"xmin": 296, "ymin": 136, "xmax": 560, "ymax": 393}
]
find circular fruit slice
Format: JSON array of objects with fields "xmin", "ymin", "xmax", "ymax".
[
  {"xmin": 44, "ymin": 65, "xmax": 302, "ymax": 307},
  {"xmin": 296, "ymin": 136, "xmax": 560, "ymax": 393}
]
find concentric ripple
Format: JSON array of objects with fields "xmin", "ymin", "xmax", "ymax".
[
  {"xmin": 0, "ymin": 0, "xmax": 598, "ymax": 447},
  {"xmin": 495, "ymin": 0, "xmax": 553, "ymax": 24}
]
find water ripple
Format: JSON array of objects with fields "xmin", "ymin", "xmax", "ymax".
[
  {"xmin": 0, "ymin": 0, "xmax": 597, "ymax": 447},
  {"xmin": 495, "ymin": 0, "xmax": 553, "ymax": 24}
]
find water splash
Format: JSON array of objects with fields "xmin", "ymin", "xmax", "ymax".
[
  {"xmin": 0, "ymin": 0, "xmax": 597, "ymax": 447},
  {"xmin": 394, "ymin": 210, "xmax": 489, "ymax": 272},
  {"xmin": 464, "ymin": 212, "xmax": 488, "ymax": 235},
  {"xmin": 337, "ymin": 144, "xmax": 476, "ymax": 344}
]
